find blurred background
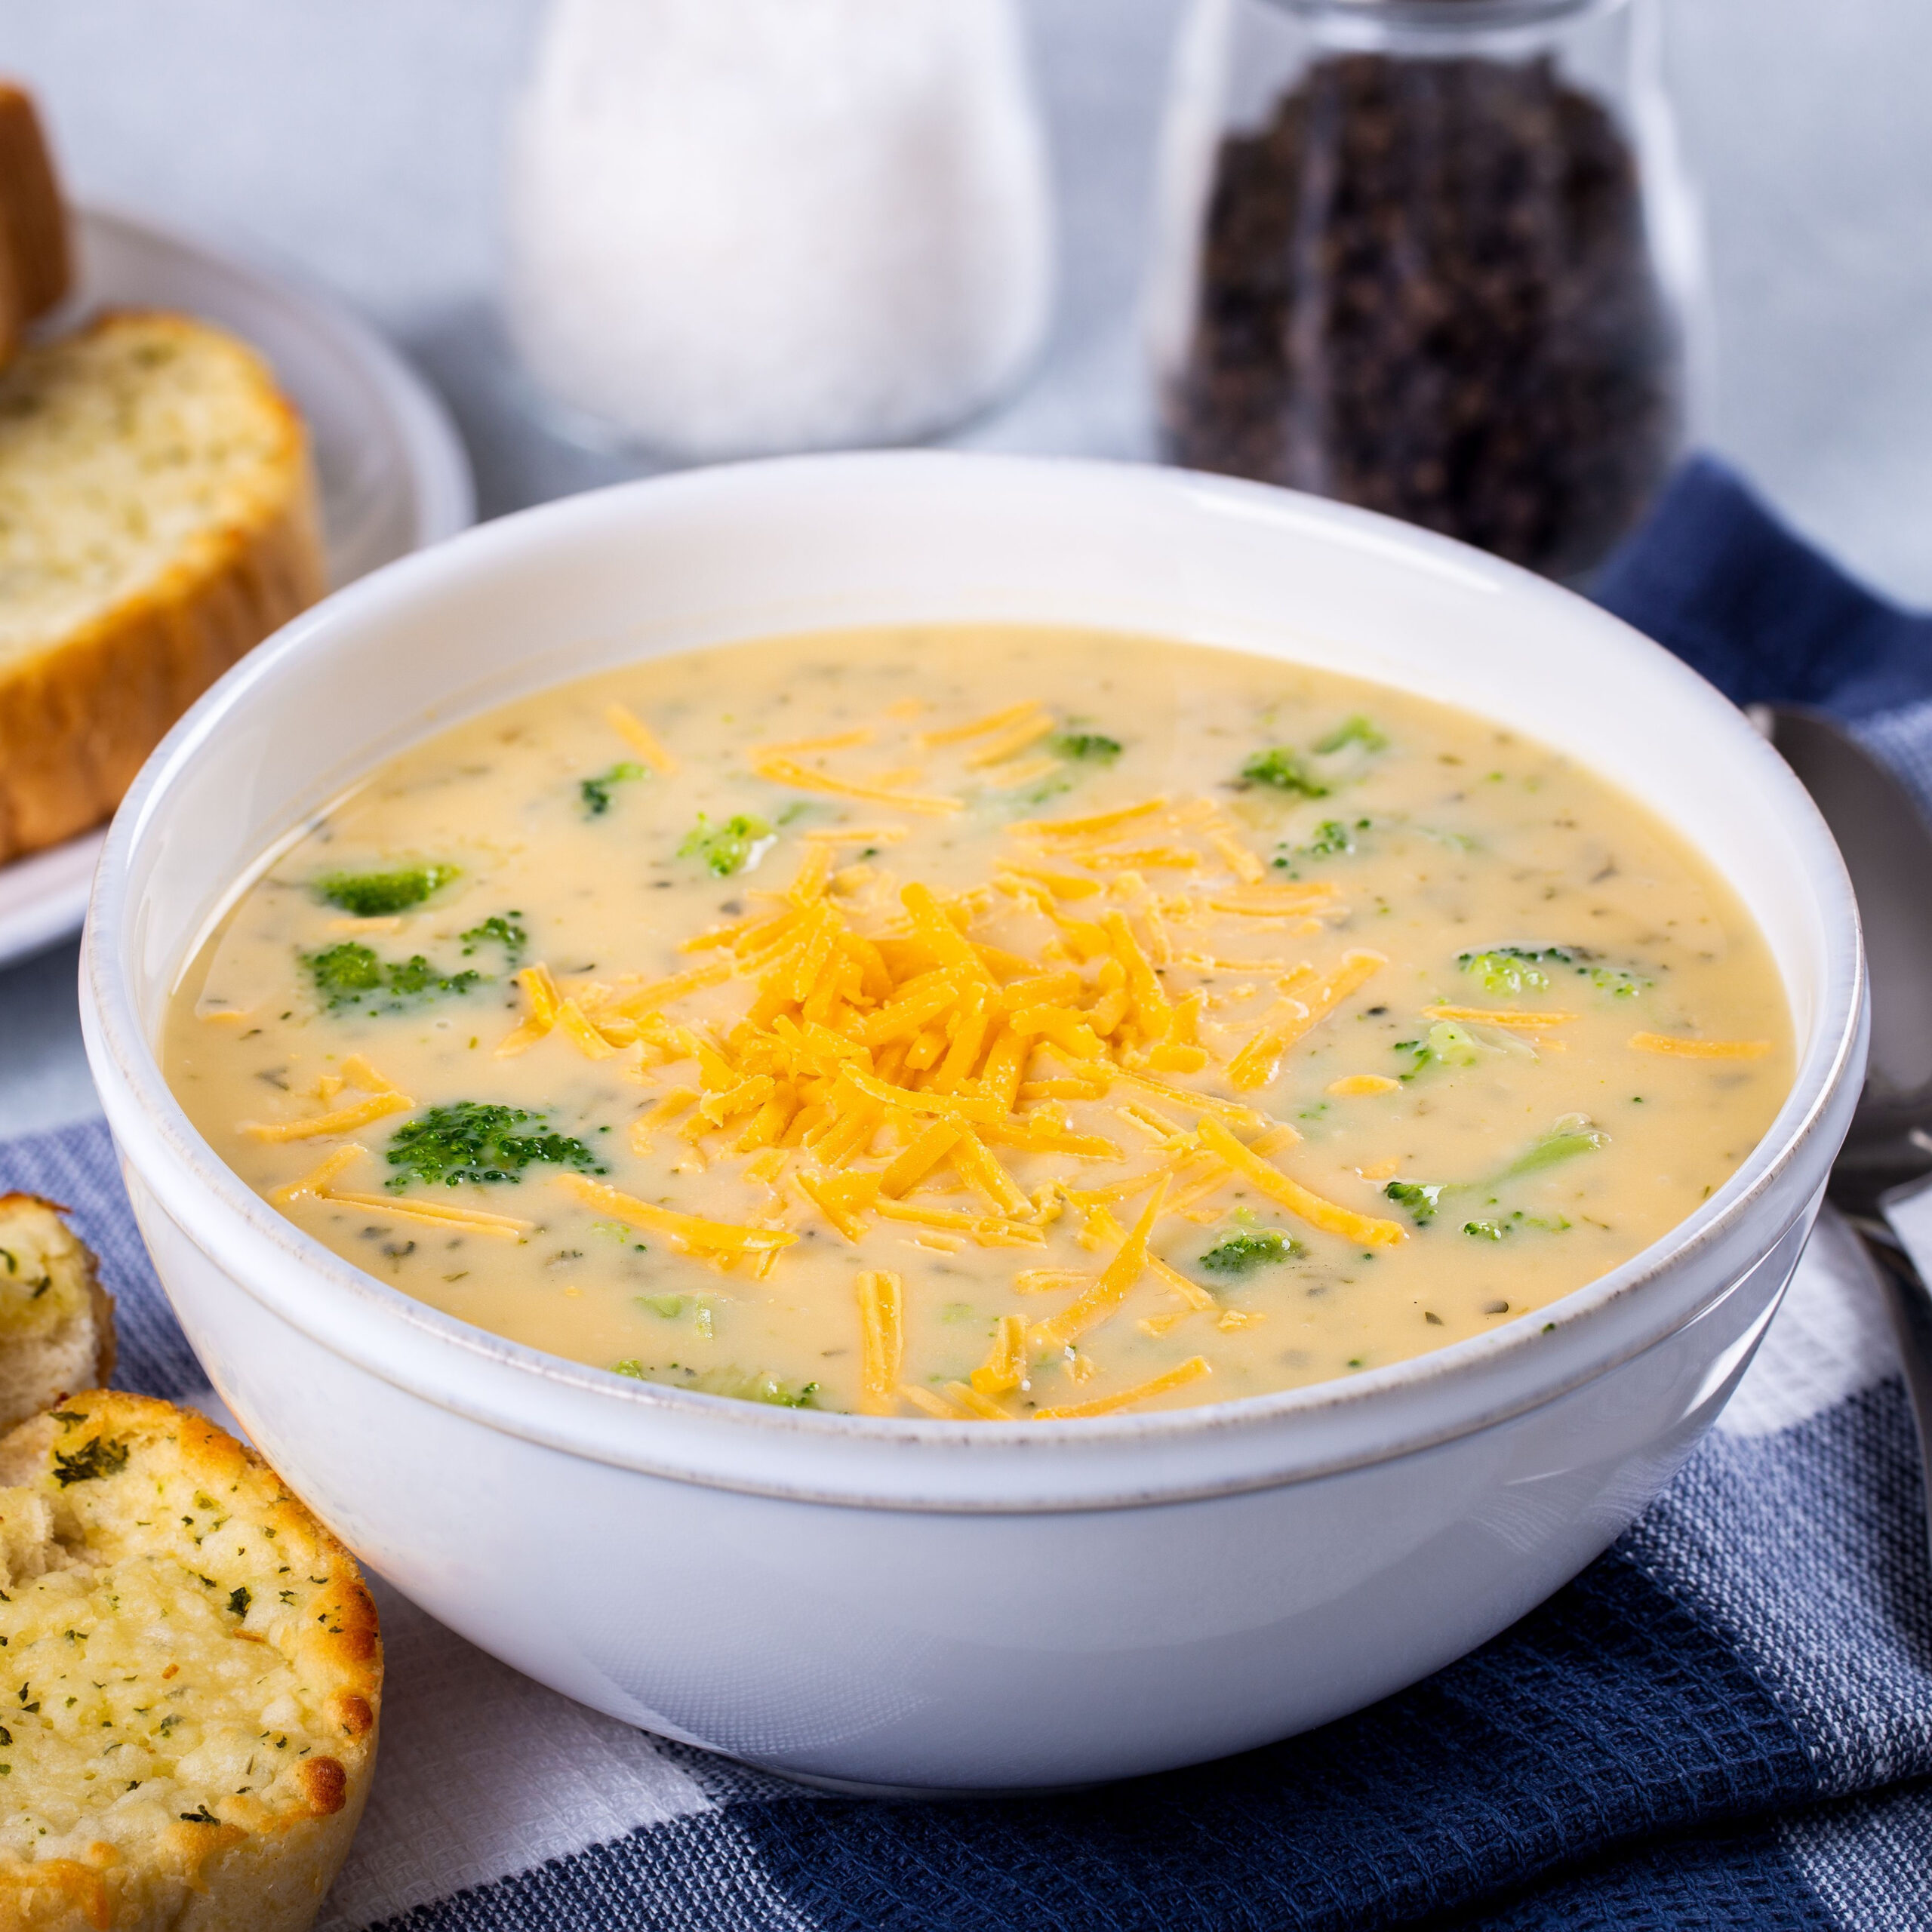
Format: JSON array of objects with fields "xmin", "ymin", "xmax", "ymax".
[
  {"xmin": 2, "ymin": 0, "xmax": 1930, "ymax": 1124},
  {"xmin": 9, "ymin": 0, "xmax": 1930, "ymax": 577}
]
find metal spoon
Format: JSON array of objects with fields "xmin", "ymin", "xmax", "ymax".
[{"xmin": 1762, "ymin": 705, "xmax": 1932, "ymax": 1552}]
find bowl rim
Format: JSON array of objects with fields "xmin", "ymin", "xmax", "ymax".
[{"xmin": 82, "ymin": 451, "xmax": 1866, "ymax": 1506}]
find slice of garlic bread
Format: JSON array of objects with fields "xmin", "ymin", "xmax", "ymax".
[
  {"xmin": 0, "ymin": 1195, "xmax": 114, "ymax": 1435},
  {"xmin": 0, "ymin": 310, "xmax": 326, "ymax": 864},
  {"xmin": 0, "ymin": 82, "xmax": 72, "ymax": 365},
  {"xmin": 0, "ymin": 1392, "xmax": 380, "ymax": 1932}
]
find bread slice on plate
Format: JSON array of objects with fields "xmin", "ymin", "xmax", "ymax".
[
  {"xmin": 0, "ymin": 1391, "xmax": 381, "ymax": 1931},
  {"xmin": 0, "ymin": 1195, "xmax": 115, "ymax": 1435},
  {"xmin": 0, "ymin": 309, "xmax": 326, "ymax": 866},
  {"xmin": 0, "ymin": 82, "xmax": 72, "ymax": 365}
]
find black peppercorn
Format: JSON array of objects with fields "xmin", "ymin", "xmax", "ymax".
[{"xmin": 1162, "ymin": 52, "xmax": 1682, "ymax": 582}]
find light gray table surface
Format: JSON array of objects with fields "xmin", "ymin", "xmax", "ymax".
[{"xmin": 2, "ymin": 0, "xmax": 1928, "ymax": 1140}]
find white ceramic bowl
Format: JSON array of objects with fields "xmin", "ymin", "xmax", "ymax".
[{"xmin": 81, "ymin": 454, "xmax": 1864, "ymax": 1794}]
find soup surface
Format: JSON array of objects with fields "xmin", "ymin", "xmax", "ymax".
[{"xmin": 164, "ymin": 626, "xmax": 1792, "ymax": 1420}]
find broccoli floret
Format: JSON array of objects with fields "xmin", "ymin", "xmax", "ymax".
[
  {"xmin": 1017, "ymin": 771, "xmax": 1075, "ymax": 808},
  {"xmin": 460, "ymin": 912, "xmax": 528, "ymax": 961},
  {"xmin": 1275, "ymin": 817, "xmax": 1373, "ymax": 872},
  {"xmin": 1459, "ymin": 946, "xmax": 1561, "ymax": 995},
  {"xmin": 1464, "ymin": 1211, "xmax": 1572, "ymax": 1240},
  {"xmin": 1500, "ymin": 1112, "xmax": 1608, "ymax": 1178},
  {"xmin": 304, "ymin": 943, "xmax": 480, "ymax": 1012},
  {"xmin": 1585, "ymin": 964, "xmax": 1650, "ymax": 998},
  {"xmin": 383, "ymin": 955, "xmax": 477, "ymax": 998},
  {"xmin": 678, "ymin": 813, "xmax": 774, "ymax": 878},
  {"xmin": 1314, "ymin": 714, "xmax": 1388, "ymax": 754},
  {"xmin": 384, "ymin": 1101, "xmax": 607, "ymax": 1189},
  {"xmin": 611, "ymin": 1361, "xmax": 820, "ymax": 1407},
  {"xmin": 580, "ymin": 761, "xmax": 649, "ymax": 817},
  {"xmin": 314, "ymin": 863, "xmax": 460, "ymax": 917},
  {"xmin": 1199, "ymin": 1228, "xmax": 1300, "ymax": 1275},
  {"xmin": 306, "ymin": 942, "xmax": 385, "ymax": 1004},
  {"xmin": 1386, "ymin": 1118, "xmax": 1604, "ymax": 1229},
  {"xmin": 590, "ymin": 1220, "xmax": 648, "ymax": 1251},
  {"xmin": 1395, "ymin": 1020, "xmax": 1482, "ymax": 1078},
  {"xmin": 1458, "ymin": 946, "xmax": 1650, "ymax": 1000},
  {"xmin": 1384, "ymin": 1181, "xmax": 1447, "ymax": 1226},
  {"xmin": 1050, "ymin": 731, "xmax": 1122, "ymax": 764},
  {"xmin": 1241, "ymin": 747, "xmax": 1330, "ymax": 797},
  {"xmin": 637, "ymin": 1293, "xmax": 715, "ymax": 1337},
  {"xmin": 699, "ymin": 1367, "xmax": 818, "ymax": 1407}
]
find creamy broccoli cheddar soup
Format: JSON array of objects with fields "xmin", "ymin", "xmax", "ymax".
[{"xmin": 163, "ymin": 626, "xmax": 1792, "ymax": 1420}]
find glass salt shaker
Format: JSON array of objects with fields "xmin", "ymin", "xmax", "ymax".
[
  {"xmin": 1148, "ymin": 0, "xmax": 1705, "ymax": 582},
  {"xmin": 504, "ymin": 0, "xmax": 1054, "ymax": 463}
]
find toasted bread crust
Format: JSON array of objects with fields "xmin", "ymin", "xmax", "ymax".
[
  {"xmin": 0, "ymin": 312, "xmax": 325, "ymax": 865},
  {"xmin": 0, "ymin": 1195, "xmax": 114, "ymax": 1435},
  {"xmin": 0, "ymin": 84, "xmax": 70, "ymax": 366},
  {"xmin": 0, "ymin": 1392, "xmax": 380, "ymax": 1932}
]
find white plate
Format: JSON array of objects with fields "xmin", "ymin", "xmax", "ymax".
[{"xmin": 0, "ymin": 204, "xmax": 475, "ymax": 971}]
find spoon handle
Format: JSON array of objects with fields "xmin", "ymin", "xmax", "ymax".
[{"xmin": 1872, "ymin": 1179, "xmax": 1932, "ymax": 1561}]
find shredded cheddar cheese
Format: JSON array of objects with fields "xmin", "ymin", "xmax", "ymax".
[
  {"xmin": 971, "ymin": 1312, "xmax": 1029, "ymax": 1395},
  {"xmin": 1011, "ymin": 797, "xmax": 1169, "ymax": 841},
  {"xmin": 1629, "ymin": 1032, "xmax": 1772, "ymax": 1059},
  {"xmin": 326, "ymin": 1191, "xmax": 533, "ymax": 1238},
  {"xmin": 1034, "ymin": 1355, "xmax": 1211, "ymax": 1419},
  {"xmin": 267, "ymin": 1145, "xmax": 364, "ymax": 1205},
  {"xmin": 1426, "ymin": 1005, "xmax": 1577, "ymax": 1028},
  {"xmin": 1196, "ymin": 1118, "xmax": 1406, "ymax": 1247},
  {"xmin": 982, "ymin": 754, "xmax": 1063, "ymax": 789},
  {"xmin": 561, "ymin": 1174, "xmax": 797, "ymax": 1260},
  {"xmin": 242, "ymin": 1059, "xmax": 413, "ymax": 1142},
  {"xmin": 1027, "ymin": 1178, "xmax": 1169, "ymax": 1352},
  {"xmin": 944, "ymin": 1379, "xmax": 1013, "ymax": 1420},
  {"xmin": 1227, "ymin": 952, "xmax": 1383, "ymax": 1090},
  {"xmin": 497, "ymin": 964, "xmax": 564, "ymax": 1057},
  {"xmin": 963, "ymin": 709, "xmax": 1056, "ymax": 770},
  {"xmin": 605, "ymin": 701, "xmax": 679, "ymax": 774},
  {"xmin": 749, "ymin": 728, "xmax": 875, "ymax": 760},
  {"xmin": 918, "ymin": 700, "xmax": 1049, "ymax": 749},
  {"xmin": 901, "ymin": 1384, "xmax": 967, "ymax": 1420},
  {"xmin": 611, "ymin": 961, "xmax": 734, "ymax": 1017},
  {"xmin": 1146, "ymin": 1253, "xmax": 1217, "ymax": 1311},
  {"xmin": 857, "ymin": 1269, "xmax": 904, "ymax": 1414},
  {"xmin": 800, "ymin": 824, "xmax": 909, "ymax": 848},
  {"xmin": 749, "ymin": 756, "xmax": 964, "ymax": 815}
]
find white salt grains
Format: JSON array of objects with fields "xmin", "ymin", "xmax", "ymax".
[{"xmin": 505, "ymin": 0, "xmax": 1054, "ymax": 460}]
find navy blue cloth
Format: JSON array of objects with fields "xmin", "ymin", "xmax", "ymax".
[
  {"xmin": 712, "ymin": 1558, "xmax": 1819, "ymax": 1932},
  {"xmin": 8, "ymin": 463, "xmax": 1932, "ymax": 1930},
  {"xmin": 1593, "ymin": 455, "xmax": 1932, "ymax": 721}
]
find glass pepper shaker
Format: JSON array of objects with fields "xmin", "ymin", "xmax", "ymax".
[{"xmin": 1148, "ymin": 0, "xmax": 1704, "ymax": 582}]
